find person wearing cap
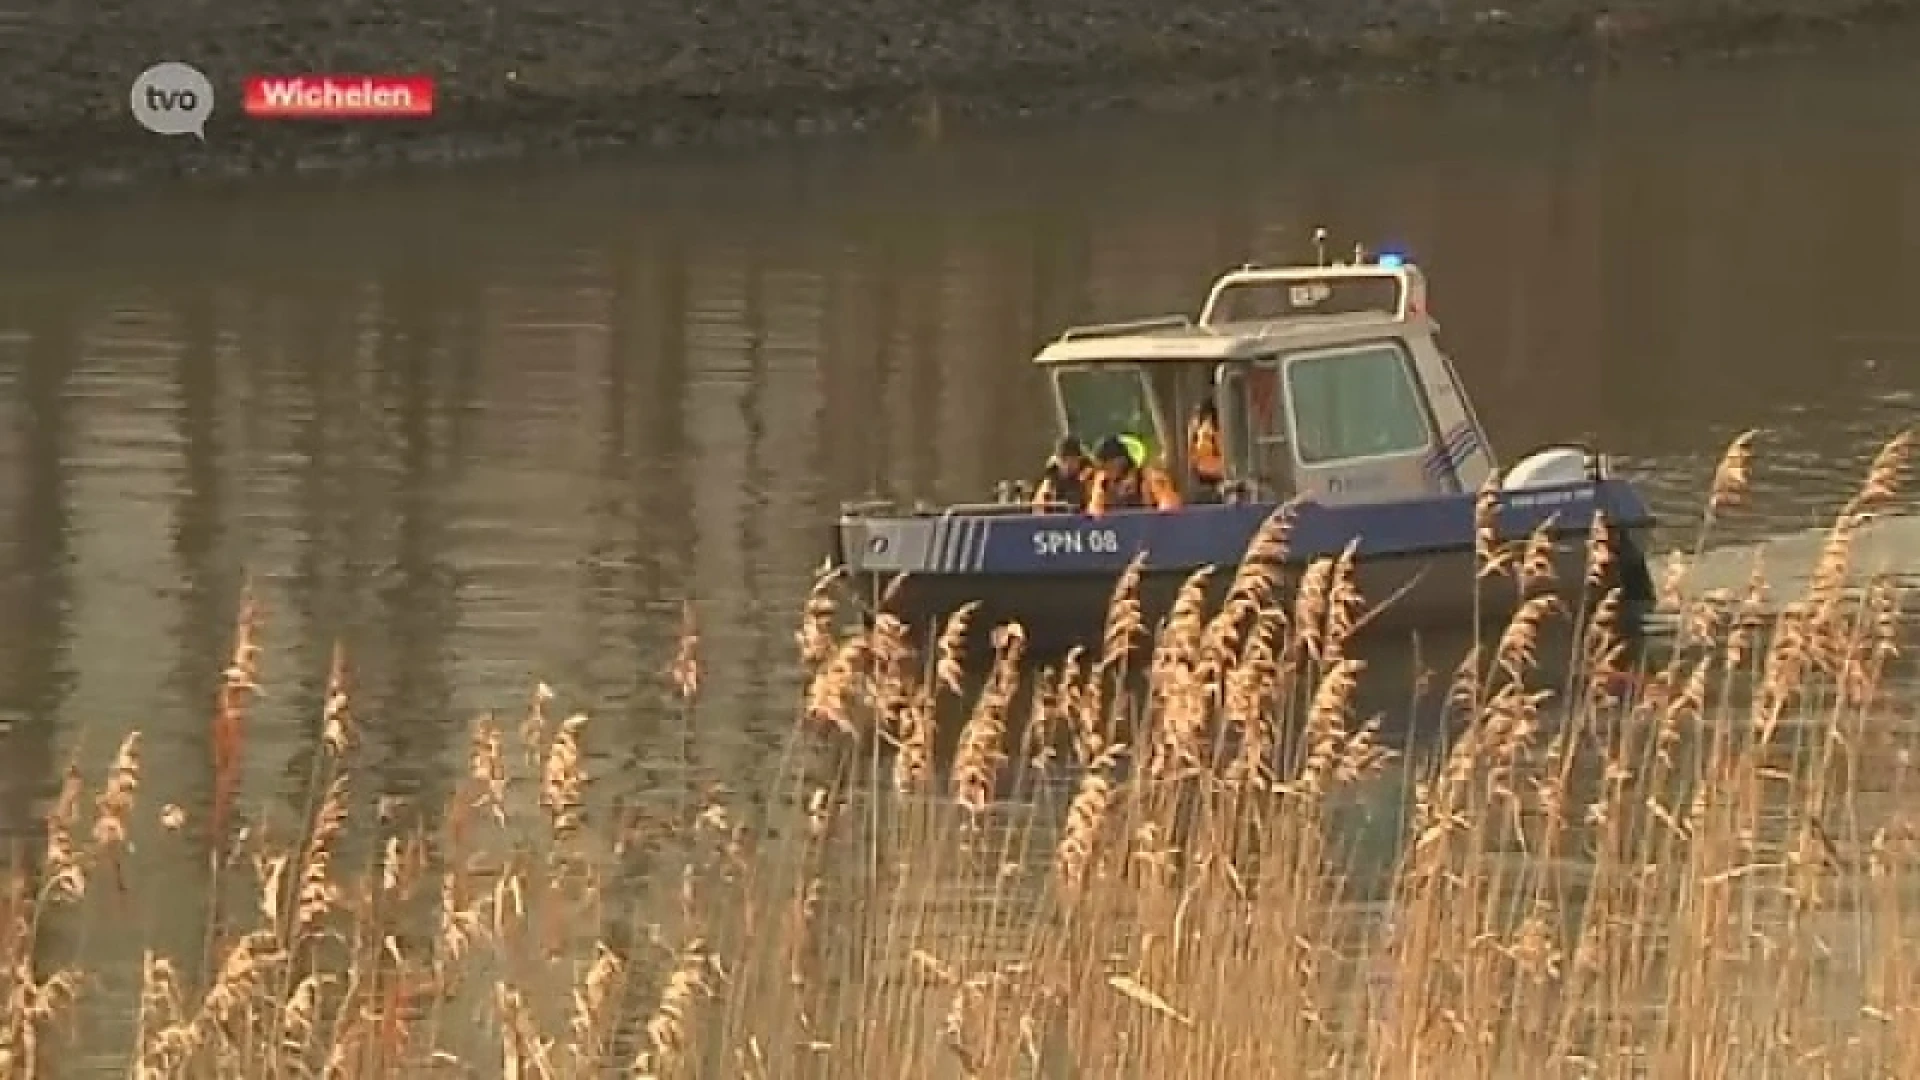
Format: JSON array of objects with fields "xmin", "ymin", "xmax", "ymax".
[
  {"xmin": 1089, "ymin": 434, "xmax": 1181, "ymax": 515},
  {"xmin": 1033, "ymin": 435, "xmax": 1095, "ymax": 510}
]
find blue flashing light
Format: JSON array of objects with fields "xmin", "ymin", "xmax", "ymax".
[{"xmin": 1376, "ymin": 252, "xmax": 1406, "ymax": 269}]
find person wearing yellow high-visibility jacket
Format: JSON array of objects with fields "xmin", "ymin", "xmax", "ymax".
[{"xmin": 1088, "ymin": 435, "xmax": 1181, "ymax": 515}]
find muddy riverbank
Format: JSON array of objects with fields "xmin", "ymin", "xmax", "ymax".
[{"xmin": 1, "ymin": 0, "xmax": 1914, "ymax": 198}]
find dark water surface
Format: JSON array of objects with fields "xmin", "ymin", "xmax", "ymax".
[{"xmin": 3, "ymin": 46, "xmax": 1919, "ymax": 881}]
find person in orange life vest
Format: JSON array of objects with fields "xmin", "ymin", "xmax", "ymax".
[
  {"xmin": 1187, "ymin": 396, "xmax": 1225, "ymax": 498},
  {"xmin": 1088, "ymin": 435, "xmax": 1181, "ymax": 515},
  {"xmin": 1033, "ymin": 435, "xmax": 1094, "ymax": 510}
]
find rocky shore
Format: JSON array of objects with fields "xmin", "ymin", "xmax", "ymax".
[{"xmin": 1, "ymin": 0, "xmax": 1914, "ymax": 197}]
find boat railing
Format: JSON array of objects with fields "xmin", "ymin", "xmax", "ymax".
[
  {"xmin": 1055, "ymin": 314, "xmax": 1193, "ymax": 343},
  {"xmin": 927, "ymin": 501, "xmax": 1054, "ymax": 519},
  {"xmin": 1199, "ymin": 264, "xmax": 1415, "ymax": 327},
  {"xmin": 840, "ymin": 497, "xmax": 1076, "ymax": 520}
]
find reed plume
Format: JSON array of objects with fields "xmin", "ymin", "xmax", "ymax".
[
  {"xmin": 1706, "ymin": 428, "xmax": 1758, "ymax": 521},
  {"xmin": 211, "ymin": 588, "xmax": 262, "ymax": 849}
]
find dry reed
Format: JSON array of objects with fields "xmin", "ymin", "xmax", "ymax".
[{"xmin": 1, "ymin": 429, "xmax": 1916, "ymax": 1079}]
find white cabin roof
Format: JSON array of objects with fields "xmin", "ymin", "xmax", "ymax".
[
  {"xmin": 1032, "ymin": 311, "xmax": 1423, "ymax": 366},
  {"xmin": 1032, "ymin": 258, "xmax": 1433, "ymax": 367}
]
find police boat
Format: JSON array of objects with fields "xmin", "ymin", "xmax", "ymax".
[{"xmin": 829, "ymin": 249, "xmax": 1659, "ymax": 656}]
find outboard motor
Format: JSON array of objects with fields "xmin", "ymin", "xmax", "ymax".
[
  {"xmin": 1500, "ymin": 445, "xmax": 1598, "ymax": 490},
  {"xmin": 1500, "ymin": 445, "xmax": 1656, "ymax": 635}
]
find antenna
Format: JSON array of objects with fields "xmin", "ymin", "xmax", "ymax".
[{"xmin": 1312, "ymin": 227, "xmax": 1328, "ymax": 267}]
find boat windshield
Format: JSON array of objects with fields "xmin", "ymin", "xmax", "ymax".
[{"xmin": 1052, "ymin": 364, "xmax": 1163, "ymax": 465}]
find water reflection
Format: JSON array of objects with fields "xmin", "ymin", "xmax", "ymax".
[
  {"xmin": 0, "ymin": 300, "xmax": 76, "ymax": 840},
  {"xmin": 284, "ymin": 278, "xmax": 371, "ymax": 798},
  {"xmin": 363, "ymin": 268, "xmax": 464, "ymax": 805}
]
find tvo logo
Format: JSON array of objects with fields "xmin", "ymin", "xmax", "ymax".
[{"xmin": 130, "ymin": 62, "xmax": 215, "ymax": 139}]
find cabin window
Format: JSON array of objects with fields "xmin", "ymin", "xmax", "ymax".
[
  {"xmin": 1245, "ymin": 363, "xmax": 1288, "ymax": 481},
  {"xmin": 1052, "ymin": 365, "xmax": 1163, "ymax": 463},
  {"xmin": 1243, "ymin": 359, "xmax": 1291, "ymax": 469},
  {"xmin": 1245, "ymin": 364, "xmax": 1281, "ymax": 438},
  {"xmin": 1283, "ymin": 341, "xmax": 1431, "ymax": 465}
]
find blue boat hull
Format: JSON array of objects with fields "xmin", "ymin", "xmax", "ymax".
[{"xmin": 831, "ymin": 479, "xmax": 1658, "ymax": 657}]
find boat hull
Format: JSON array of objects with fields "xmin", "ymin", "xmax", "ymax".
[
  {"xmin": 830, "ymin": 479, "xmax": 1658, "ymax": 659},
  {"xmin": 843, "ymin": 534, "xmax": 1651, "ymax": 657}
]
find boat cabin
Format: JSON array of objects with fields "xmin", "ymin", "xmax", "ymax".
[{"xmin": 1032, "ymin": 258, "xmax": 1499, "ymax": 506}]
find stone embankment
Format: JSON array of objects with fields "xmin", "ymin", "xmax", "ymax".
[{"xmin": 0, "ymin": 0, "xmax": 1912, "ymax": 195}]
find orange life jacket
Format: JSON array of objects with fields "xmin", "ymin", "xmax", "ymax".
[
  {"xmin": 1034, "ymin": 457, "xmax": 1092, "ymax": 509},
  {"xmin": 1090, "ymin": 465, "xmax": 1181, "ymax": 515},
  {"xmin": 1189, "ymin": 410, "xmax": 1224, "ymax": 483}
]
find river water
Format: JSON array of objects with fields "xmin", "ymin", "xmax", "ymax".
[
  {"xmin": 2, "ymin": 42, "xmax": 1919, "ymax": 1071},
  {"xmin": 5, "ymin": 44, "xmax": 1919, "ymax": 831}
]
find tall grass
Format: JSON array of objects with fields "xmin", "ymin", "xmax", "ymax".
[{"xmin": 0, "ymin": 429, "xmax": 1913, "ymax": 1079}]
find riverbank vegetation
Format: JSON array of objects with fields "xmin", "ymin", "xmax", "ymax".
[{"xmin": 0, "ymin": 429, "xmax": 1913, "ymax": 1078}]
